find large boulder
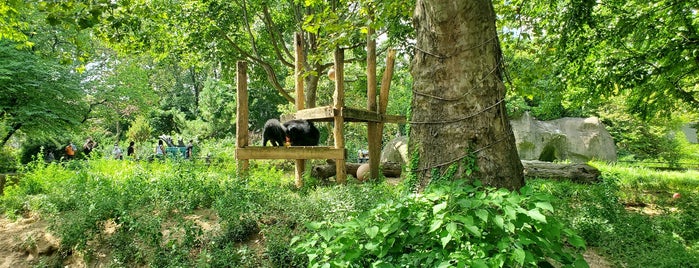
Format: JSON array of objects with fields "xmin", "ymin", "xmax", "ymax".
[
  {"xmin": 510, "ymin": 112, "xmax": 617, "ymax": 163},
  {"xmin": 682, "ymin": 124, "xmax": 698, "ymax": 144},
  {"xmin": 381, "ymin": 135, "xmax": 409, "ymax": 166}
]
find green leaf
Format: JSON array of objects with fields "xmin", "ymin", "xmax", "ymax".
[
  {"xmin": 465, "ymin": 225, "xmax": 481, "ymax": 237},
  {"xmin": 446, "ymin": 222, "xmax": 457, "ymax": 234},
  {"xmin": 471, "ymin": 259, "xmax": 488, "ymax": 268},
  {"xmin": 475, "ymin": 209, "xmax": 489, "ymax": 223},
  {"xmin": 568, "ymin": 234, "xmax": 586, "ymax": 249},
  {"xmin": 512, "ymin": 248, "xmax": 526, "ymax": 266},
  {"xmin": 429, "ymin": 219, "xmax": 443, "ymax": 233},
  {"xmin": 365, "ymin": 226, "xmax": 379, "ymax": 239},
  {"xmin": 574, "ymin": 258, "xmax": 591, "ymax": 268},
  {"xmin": 365, "ymin": 241, "xmax": 379, "ymax": 251},
  {"xmin": 306, "ymin": 221, "xmax": 323, "ymax": 230},
  {"xmin": 440, "ymin": 232, "xmax": 452, "ymax": 248},
  {"xmin": 433, "ymin": 201, "xmax": 447, "ymax": 214},
  {"xmin": 494, "ymin": 215, "xmax": 505, "ymax": 230},
  {"xmin": 437, "ymin": 261, "xmax": 453, "ymax": 268},
  {"xmin": 526, "ymin": 209, "xmax": 547, "ymax": 223},
  {"xmin": 535, "ymin": 202, "xmax": 554, "ymax": 212}
]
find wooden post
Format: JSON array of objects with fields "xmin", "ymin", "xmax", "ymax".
[
  {"xmin": 379, "ymin": 49, "xmax": 396, "ymax": 116},
  {"xmin": 334, "ymin": 48, "xmax": 346, "ymax": 183},
  {"xmin": 294, "ymin": 32, "xmax": 305, "ymax": 188},
  {"xmin": 236, "ymin": 61, "xmax": 249, "ymax": 173},
  {"xmin": 378, "ymin": 49, "xmax": 397, "ymax": 147},
  {"xmin": 366, "ymin": 25, "xmax": 381, "ymax": 180}
]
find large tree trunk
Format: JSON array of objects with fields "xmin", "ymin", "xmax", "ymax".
[{"xmin": 410, "ymin": 0, "xmax": 524, "ymax": 190}]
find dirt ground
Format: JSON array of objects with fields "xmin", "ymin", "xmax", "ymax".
[
  {"xmin": 0, "ymin": 213, "xmax": 60, "ymax": 268},
  {"xmin": 0, "ymin": 213, "xmax": 613, "ymax": 267}
]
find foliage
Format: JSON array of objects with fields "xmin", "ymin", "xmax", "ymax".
[
  {"xmin": 198, "ymin": 78, "xmax": 236, "ymax": 139},
  {"xmin": 598, "ymin": 98, "xmax": 688, "ymax": 166},
  {"xmin": 294, "ymin": 180, "xmax": 587, "ymax": 267},
  {"xmin": 148, "ymin": 109, "xmax": 183, "ymax": 137},
  {"xmin": 126, "ymin": 115, "xmax": 153, "ymax": 143},
  {"xmin": 529, "ymin": 162, "xmax": 699, "ymax": 267},
  {"xmin": 0, "ymin": 40, "xmax": 86, "ymax": 146},
  {"xmin": 0, "ymin": 145, "xmax": 19, "ymax": 173},
  {"xmin": 496, "ymin": 0, "xmax": 699, "ymax": 119}
]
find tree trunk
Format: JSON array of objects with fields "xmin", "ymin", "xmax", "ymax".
[
  {"xmin": 410, "ymin": 0, "xmax": 524, "ymax": 190},
  {"xmin": 311, "ymin": 161, "xmax": 403, "ymax": 179}
]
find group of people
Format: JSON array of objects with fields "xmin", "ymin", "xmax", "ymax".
[
  {"xmin": 64, "ymin": 138, "xmax": 195, "ymax": 161},
  {"xmin": 154, "ymin": 139, "xmax": 195, "ymax": 160}
]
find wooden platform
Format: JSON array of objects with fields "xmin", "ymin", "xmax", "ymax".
[
  {"xmin": 236, "ymin": 146, "xmax": 345, "ymax": 160},
  {"xmin": 281, "ymin": 106, "xmax": 406, "ymax": 123}
]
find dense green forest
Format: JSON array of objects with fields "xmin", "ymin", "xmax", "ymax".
[{"xmin": 1, "ymin": 0, "xmax": 697, "ymax": 168}]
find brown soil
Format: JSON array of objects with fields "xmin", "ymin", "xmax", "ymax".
[
  {"xmin": 0, "ymin": 213, "xmax": 59, "ymax": 268},
  {"xmin": 1, "ymin": 212, "xmax": 612, "ymax": 267}
]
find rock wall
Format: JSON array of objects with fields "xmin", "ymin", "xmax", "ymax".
[
  {"xmin": 510, "ymin": 112, "xmax": 617, "ymax": 163},
  {"xmin": 380, "ymin": 113, "xmax": 618, "ymax": 165}
]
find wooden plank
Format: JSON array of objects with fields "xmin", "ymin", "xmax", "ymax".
[
  {"xmin": 382, "ymin": 114, "xmax": 407, "ymax": 124},
  {"xmin": 281, "ymin": 106, "xmax": 406, "ymax": 123},
  {"xmin": 236, "ymin": 147, "xmax": 345, "ymax": 160},
  {"xmin": 236, "ymin": 61, "xmax": 249, "ymax": 172},
  {"xmin": 281, "ymin": 106, "xmax": 335, "ymax": 122}
]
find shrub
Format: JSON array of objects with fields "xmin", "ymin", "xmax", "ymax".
[{"xmin": 293, "ymin": 180, "xmax": 587, "ymax": 267}]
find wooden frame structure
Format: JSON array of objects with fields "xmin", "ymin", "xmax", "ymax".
[{"xmin": 236, "ymin": 32, "xmax": 404, "ymax": 187}]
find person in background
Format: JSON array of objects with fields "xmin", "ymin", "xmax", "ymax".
[
  {"xmin": 112, "ymin": 143, "xmax": 123, "ymax": 160},
  {"xmin": 155, "ymin": 140, "xmax": 166, "ymax": 159},
  {"xmin": 186, "ymin": 140, "xmax": 194, "ymax": 159},
  {"xmin": 127, "ymin": 141, "xmax": 135, "ymax": 159},
  {"xmin": 65, "ymin": 142, "xmax": 76, "ymax": 160},
  {"xmin": 83, "ymin": 138, "xmax": 97, "ymax": 157}
]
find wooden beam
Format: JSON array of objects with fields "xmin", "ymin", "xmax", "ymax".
[
  {"xmin": 281, "ymin": 106, "xmax": 406, "ymax": 123},
  {"xmin": 379, "ymin": 49, "xmax": 397, "ymax": 115},
  {"xmin": 236, "ymin": 147, "xmax": 345, "ymax": 160},
  {"xmin": 377, "ymin": 49, "xmax": 398, "ymax": 179},
  {"xmin": 236, "ymin": 61, "xmax": 249, "ymax": 172}
]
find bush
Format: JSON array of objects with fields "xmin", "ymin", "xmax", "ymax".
[
  {"xmin": 0, "ymin": 146, "xmax": 19, "ymax": 173},
  {"xmin": 293, "ymin": 180, "xmax": 588, "ymax": 267}
]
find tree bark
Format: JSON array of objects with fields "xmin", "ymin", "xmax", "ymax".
[
  {"xmin": 410, "ymin": 0, "xmax": 524, "ymax": 190},
  {"xmin": 520, "ymin": 160, "xmax": 600, "ymax": 184}
]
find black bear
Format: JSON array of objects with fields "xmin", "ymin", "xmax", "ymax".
[
  {"xmin": 283, "ymin": 119, "xmax": 320, "ymax": 146},
  {"xmin": 262, "ymin": 119, "xmax": 286, "ymax": 146}
]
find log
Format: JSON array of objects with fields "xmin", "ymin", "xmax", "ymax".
[
  {"xmin": 310, "ymin": 160, "xmax": 600, "ymax": 183},
  {"xmin": 521, "ymin": 160, "xmax": 600, "ymax": 183},
  {"xmin": 311, "ymin": 161, "xmax": 403, "ymax": 179}
]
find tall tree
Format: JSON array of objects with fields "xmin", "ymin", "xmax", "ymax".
[
  {"xmin": 410, "ymin": 0, "xmax": 524, "ymax": 190},
  {"xmin": 496, "ymin": 0, "xmax": 699, "ymax": 118},
  {"xmin": 0, "ymin": 41, "xmax": 86, "ymax": 146}
]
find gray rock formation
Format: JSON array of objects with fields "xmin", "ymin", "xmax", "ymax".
[
  {"xmin": 510, "ymin": 112, "xmax": 617, "ymax": 163},
  {"xmin": 380, "ymin": 135, "xmax": 409, "ymax": 166}
]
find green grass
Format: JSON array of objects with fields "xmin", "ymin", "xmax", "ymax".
[
  {"xmin": 528, "ymin": 162, "xmax": 699, "ymax": 267},
  {"xmin": 1, "ymin": 159, "xmax": 698, "ymax": 267}
]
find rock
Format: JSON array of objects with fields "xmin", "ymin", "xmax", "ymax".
[
  {"xmin": 681, "ymin": 124, "xmax": 698, "ymax": 144},
  {"xmin": 356, "ymin": 164, "xmax": 371, "ymax": 182},
  {"xmin": 380, "ymin": 136, "xmax": 409, "ymax": 166},
  {"xmin": 510, "ymin": 112, "xmax": 617, "ymax": 163}
]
